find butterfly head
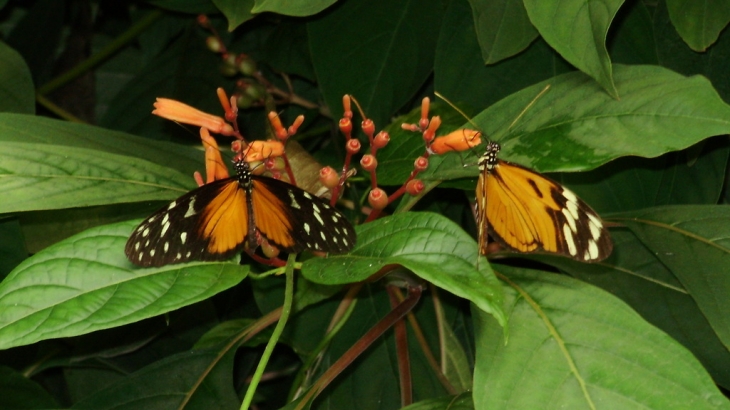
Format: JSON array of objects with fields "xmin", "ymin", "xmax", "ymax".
[{"xmin": 478, "ymin": 141, "xmax": 501, "ymax": 171}]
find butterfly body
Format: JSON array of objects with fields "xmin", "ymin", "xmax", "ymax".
[
  {"xmin": 126, "ymin": 159, "xmax": 355, "ymax": 267},
  {"xmin": 476, "ymin": 141, "xmax": 612, "ymax": 262}
]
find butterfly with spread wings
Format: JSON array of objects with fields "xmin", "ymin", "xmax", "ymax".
[
  {"xmin": 476, "ymin": 141, "xmax": 612, "ymax": 262},
  {"xmin": 126, "ymin": 157, "xmax": 356, "ymax": 267}
]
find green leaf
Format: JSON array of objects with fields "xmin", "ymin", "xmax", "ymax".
[
  {"xmin": 73, "ymin": 348, "xmax": 238, "ymax": 409},
  {"xmin": 435, "ymin": 0, "xmax": 571, "ymax": 116},
  {"xmin": 251, "ymin": 0, "xmax": 335, "ymax": 16},
  {"xmin": 0, "ymin": 113, "xmax": 205, "ymax": 176},
  {"xmin": 212, "ymin": 0, "xmax": 255, "ymax": 31},
  {"xmin": 396, "ymin": 65, "xmax": 730, "ymax": 185},
  {"xmin": 0, "ymin": 42, "xmax": 34, "ymax": 114},
  {"xmin": 555, "ymin": 229, "xmax": 730, "ymax": 389},
  {"xmin": 402, "ymin": 393, "xmax": 474, "ymax": 410},
  {"xmin": 0, "ymin": 221, "xmax": 247, "ymax": 350},
  {"xmin": 307, "ymin": 0, "xmax": 443, "ymax": 128},
  {"xmin": 654, "ymin": 2, "xmax": 730, "ymax": 103},
  {"xmin": 0, "ymin": 365, "xmax": 59, "ymax": 409},
  {"xmin": 523, "ymin": 0, "xmax": 622, "ymax": 96},
  {"xmin": 302, "ymin": 212, "xmax": 505, "ymax": 326},
  {"xmin": 471, "ymin": 65, "xmax": 730, "ymax": 172},
  {"xmin": 0, "ymin": 142, "xmax": 195, "ymax": 213},
  {"xmin": 666, "ymin": 0, "xmax": 730, "ymax": 51},
  {"xmin": 468, "ymin": 0, "xmax": 538, "ymax": 64},
  {"xmin": 616, "ymin": 205, "xmax": 730, "ymax": 350},
  {"xmin": 473, "ymin": 266, "xmax": 730, "ymax": 409},
  {"xmin": 557, "ymin": 136, "xmax": 730, "ymax": 213}
]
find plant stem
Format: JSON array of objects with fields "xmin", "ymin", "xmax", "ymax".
[{"xmin": 240, "ymin": 253, "xmax": 297, "ymax": 409}]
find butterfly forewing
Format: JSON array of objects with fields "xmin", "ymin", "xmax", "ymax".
[
  {"xmin": 477, "ymin": 142, "xmax": 612, "ymax": 262},
  {"xmin": 126, "ymin": 159, "xmax": 356, "ymax": 267},
  {"xmin": 125, "ymin": 178, "xmax": 247, "ymax": 267}
]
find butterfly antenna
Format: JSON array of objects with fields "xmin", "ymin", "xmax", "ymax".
[
  {"xmin": 507, "ymin": 84, "xmax": 551, "ymax": 131},
  {"xmin": 434, "ymin": 91, "xmax": 480, "ymax": 130}
]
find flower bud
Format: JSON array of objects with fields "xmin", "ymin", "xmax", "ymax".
[
  {"xmin": 368, "ymin": 188, "xmax": 388, "ymax": 210},
  {"xmin": 238, "ymin": 56, "xmax": 257, "ymax": 76},
  {"xmin": 206, "ymin": 36, "xmax": 223, "ymax": 53},
  {"xmin": 373, "ymin": 131, "xmax": 390, "ymax": 149},
  {"xmin": 360, "ymin": 154, "xmax": 378, "ymax": 172},
  {"xmin": 319, "ymin": 166, "xmax": 340, "ymax": 189},
  {"xmin": 406, "ymin": 179, "xmax": 425, "ymax": 196},
  {"xmin": 414, "ymin": 156, "xmax": 429, "ymax": 172},
  {"xmin": 362, "ymin": 119, "xmax": 375, "ymax": 136},
  {"xmin": 346, "ymin": 138, "xmax": 362, "ymax": 154}
]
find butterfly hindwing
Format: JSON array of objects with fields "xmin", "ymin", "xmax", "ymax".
[
  {"xmin": 477, "ymin": 142, "xmax": 612, "ymax": 262},
  {"xmin": 125, "ymin": 178, "xmax": 248, "ymax": 267},
  {"xmin": 251, "ymin": 176, "xmax": 355, "ymax": 254}
]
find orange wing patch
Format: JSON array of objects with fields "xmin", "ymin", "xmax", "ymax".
[
  {"xmin": 199, "ymin": 180, "xmax": 248, "ymax": 255},
  {"xmin": 250, "ymin": 179, "xmax": 296, "ymax": 250},
  {"xmin": 484, "ymin": 162, "xmax": 562, "ymax": 254}
]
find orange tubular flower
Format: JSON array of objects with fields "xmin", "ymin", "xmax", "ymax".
[
  {"xmin": 200, "ymin": 128, "xmax": 230, "ymax": 183},
  {"xmin": 430, "ymin": 129, "xmax": 482, "ymax": 154},
  {"xmin": 245, "ymin": 140, "xmax": 285, "ymax": 162},
  {"xmin": 153, "ymin": 98, "xmax": 235, "ymax": 136}
]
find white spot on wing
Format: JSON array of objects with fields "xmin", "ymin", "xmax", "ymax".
[
  {"xmin": 161, "ymin": 222, "xmax": 170, "ymax": 237},
  {"xmin": 288, "ymin": 190, "xmax": 301, "ymax": 209},
  {"xmin": 142, "ymin": 228, "xmax": 150, "ymax": 238},
  {"xmin": 184, "ymin": 198, "xmax": 197, "ymax": 218},
  {"xmin": 168, "ymin": 201, "xmax": 177, "ymax": 210},
  {"xmin": 303, "ymin": 223, "xmax": 311, "ymax": 235},
  {"xmin": 563, "ymin": 224, "xmax": 577, "ymax": 256},
  {"xmin": 562, "ymin": 208, "xmax": 577, "ymax": 233},
  {"xmin": 164, "ymin": 242, "xmax": 169, "ymax": 253},
  {"xmin": 314, "ymin": 211, "xmax": 324, "ymax": 226},
  {"xmin": 180, "ymin": 232, "xmax": 187, "ymax": 244}
]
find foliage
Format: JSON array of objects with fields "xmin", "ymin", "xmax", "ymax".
[{"xmin": 0, "ymin": 0, "xmax": 729, "ymax": 409}]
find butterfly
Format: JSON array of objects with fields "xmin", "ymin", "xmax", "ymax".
[
  {"xmin": 476, "ymin": 141, "xmax": 612, "ymax": 262},
  {"xmin": 126, "ymin": 157, "xmax": 356, "ymax": 267}
]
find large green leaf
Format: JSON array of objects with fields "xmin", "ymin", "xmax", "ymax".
[
  {"xmin": 0, "ymin": 42, "xmax": 34, "ymax": 114},
  {"xmin": 473, "ymin": 266, "xmax": 730, "ymax": 409},
  {"xmin": 251, "ymin": 0, "xmax": 335, "ymax": 16},
  {"xmin": 468, "ymin": 0, "xmax": 538, "ymax": 64},
  {"xmin": 616, "ymin": 205, "xmax": 730, "ymax": 350},
  {"xmin": 666, "ymin": 0, "xmax": 730, "ymax": 51},
  {"xmin": 302, "ymin": 212, "xmax": 505, "ymax": 326},
  {"xmin": 435, "ymin": 0, "xmax": 571, "ymax": 117},
  {"xmin": 73, "ymin": 348, "xmax": 238, "ymax": 409},
  {"xmin": 0, "ymin": 142, "xmax": 194, "ymax": 213},
  {"xmin": 0, "ymin": 221, "xmax": 247, "ymax": 349},
  {"xmin": 654, "ymin": 1, "xmax": 730, "ymax": 102},
  {"xmin": 553, "ymin": 229, "xmax": 730, "ymax": 389},
  {"xmin": 402, "ymin": 393, "xmax": 473, "ymax": 409},
  {"xmin": 386, "ymin": 65, "xmax": 730, "ymax": 185},
  {"xmin": 523, "ymin": 0, "xmax": 623, "ymax": 96},
  {"xmin": 212, "ymin": 0, "xmax": 255, "ymax": 30},
  {"xmin": 307, "ymin": 0, "xmax": 443, "ymax": 128},
  {"xmin": 0, "ymin": 113, "xmax": 205, "ymax": 176},
  {"xmin": 0, "ymin": 365, "xmax": 58, "ymax": 409}
]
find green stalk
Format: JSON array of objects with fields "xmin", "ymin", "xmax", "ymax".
[{"xmin": 240, "ymin": 253, "xmax": 297, "ymax": 409}]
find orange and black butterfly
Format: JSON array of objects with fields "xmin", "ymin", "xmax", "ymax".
[
  {"xmin": 476, "ymin": 141, "xmax": 612, "ymax": 262},
  {"xmin": 125, "ymin": 157, "xmax": 356, "ymax": 267}
]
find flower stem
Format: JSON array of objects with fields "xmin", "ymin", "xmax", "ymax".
[{"xmin": 240, "ymin": 253, "xmax": 297, "ymax": 409}]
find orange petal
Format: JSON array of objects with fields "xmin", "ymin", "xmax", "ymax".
[
  {"xmin": 430, "ymin": 129, "xmax": 482, "ymax": 154},
  {"xmin": 153, "ymin": 98, "xmax": 234, "ymax": 136},
  {"xmin": 245, "ymin": 140, "xmax": 285, "ymax": 162}
]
